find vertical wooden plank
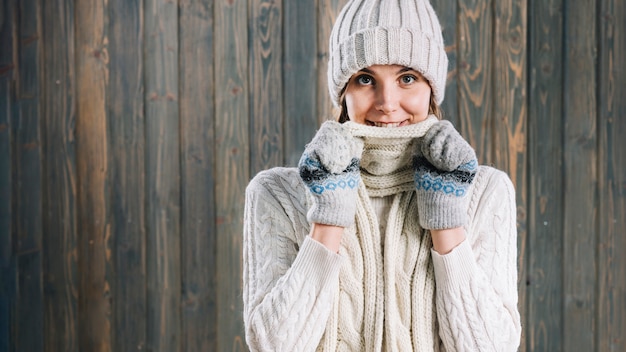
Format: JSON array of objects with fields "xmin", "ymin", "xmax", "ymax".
[
  {"xmin": 597, "ymin": 0, "xmax": 626, "ymax": 350},
  {"xmin": 431, "ymin": 0, "xmax": 458, "ymax": 125},
  {"xmin": 562, "ymin": 1, "xmax": 597, "ymax": 350},
  {"xmin": 179, "ymin": 0, "xmax": 216, "ymax": 351},
  {"xmin": 106, "ymin": 0, "xmax": 147, "ymax": 351},
  {"xmin": 0, "ymin": 1, "xmax": 15, "ymax": 349},
  {"xmin": 492, "ymin": 0, "xmax": 527, "ymax": 194},
  {"xmin": 457, "ymin": 0, "xmax": 492, "ymax": 165},
  {"xmin": 41, "ymin": 0, "xmax": 79, "ymax": 350},
  {"xmin": 13, "ymin": 0, "xmax": 44, "ymax": 350},
  {"xmin": 0, "ymin": 0, "xmax": 14, "ymax": 269},
  {"xmin": 527, "ymin": 0, "xmax": 564, "ymax": 351},
  {"xmin": 249, "ymin": 0, "xmax": 283, "ymax": 174},
  {"xmin": 16, "ymin": 253, "xmax": 43, "ymax": 352},
  {"xmin": 492, "ymin": 0, "xmax": 528, "ymax": 350},
  {"xmin": 214, "ymin": 0, "xmax": 248, "ymax": 349},
  {"xmin": 74, "ymin": 0, "xmax": 112, "ymax": 350},
  {"xmin": 283, "ymin": 0, "xmax": 316, "ymax": 166},
  {"xmin": 14, "ymin": 0, "xmax": 42, "ymax": 254},
  {"xmin": 316, "ymin": 0, "xmax": 349, "ymax": 125},
  {"xmin": 144, "ymin": 0, "xmax": 181, "ymax": 350}
]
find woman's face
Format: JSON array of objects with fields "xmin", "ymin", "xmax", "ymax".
[{"xmin": 344, "ymin": 64, "xmax": 432, "ymax": 127}]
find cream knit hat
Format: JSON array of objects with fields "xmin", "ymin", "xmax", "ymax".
[{"xmin": 328, "ymin": 0, "xmax": 448, "ymax": 107}]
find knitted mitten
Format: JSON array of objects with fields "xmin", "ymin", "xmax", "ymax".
[
  {"xmin": 299, "ymin": 121, "xmax": 364, "ymax": 227},
  {"xmin": 412, "ymin": 120, "xmax": 478, "ymax": 230}
]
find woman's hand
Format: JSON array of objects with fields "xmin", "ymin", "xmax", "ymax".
[
  {"xmin": 412, "ymin": 120, "xmax": 478, "ymax": 235},
  {"xmin": 299, "ymin": 121, "xmax": 364, "ymax": 231}
]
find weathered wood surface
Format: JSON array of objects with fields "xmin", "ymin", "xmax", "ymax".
[
  {"xmin": 249, "ymin": 0, "xmax": 282, "ymax": 174},
  {"xmin": 457, "ymin": 0, "xmax": 492, "ymax": 165},
  {"xmin": 214, "ymin": 0, "xmax": 248, "ymax": 350},
  {"xmin": 598, "ymin": 0, "xmax": 626, "ymax": 350},
  {"xmin": 75, "ymin": 0, "xmax": 111, "ymax": 350},
  {"xmin": 144, "ymin": 0, "xmax": 181, "ymax": 351},
  {"xmin": 179, "ymin": 0, "xmax": 216, "ymax": 351},
  {"xmin": 1, "ymin": 1, "xmax": 625, "ymax": 351},
  {"xmin": 527, "ymin": 0, "xmax": 564, "ymax": 350},
  {"xmin": 14, "ymin": 0, "xmax": 44, "ymax": 350},
  {"xmin": 563, "ymin": 1, "xmax": 598, "ymax": 351},
  {"xmin": 41, "ymin": 0, "xmax": 78, "ymax": 350},
  {"xmin": 106, "ymin": 0, "xmax": 146, "ymax": 351},
  {"xmin": 0, "ymin": 0, "xmax": 14, "ymax": 347},
  {"xmin": 284, "ymin": 0, "xmax": 317, "ymax": 166}
]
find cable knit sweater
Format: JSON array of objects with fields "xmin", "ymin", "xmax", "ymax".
[{"xmin": 243, "ymin": 127, "xmax": 521, "ymax": 351}]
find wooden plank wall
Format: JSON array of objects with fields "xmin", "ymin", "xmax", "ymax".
[{"xmin": 0, "ymin": 0, "xmax": 624, "ymax": 351}]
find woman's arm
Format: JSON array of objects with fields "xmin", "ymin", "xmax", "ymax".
[
  {"xmin": 243, "ymin": 170, "xmax": 343, "ymax": 352},
  {"xmin": 431, "ymin": 227, "xmax": 465, "ymax": 254},
  {"xmin": 432, "ymin": 168, "xmax": 522, "ymax": 351},
  {"xmin": 310, "ymin": 223, "xmax": 344, "ymax": 253}
]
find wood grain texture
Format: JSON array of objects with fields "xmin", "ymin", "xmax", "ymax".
[
  {"xmin": 75, "ymin": 1, "xmax": 112, "ymax": 350},
  {"xmin": 492, "ymin": 0, "xmax": 526, "ymax": 187},
  {"xmin": 249, "ymin": 0, "xmax": 283, "ymax": 174},
  {"xmin": 16, "ymin": 252, "xmax": 43, "ymax": 351},
  {"xmin": 144, "ymin": 0, "xmax": 181, "ymax": 350},
  {"xmin": 597, "ymin": 0, "xmax": 626, "ymax": 350},
  {"xmin": 492, "ymin": 1, "xmax": 528, "ymax": 350},
  {"xmin": 214, "ymin": 0, "xmax": 248, "ymax": 349},
  {"xmin": 5, "ymin": 2, "xmax": 626, "ymax": 351},
  {"xmin": 527, "ymin": 0, "xmax": 564, "ymax": 351},
  {"xmin": 14, "ymin": 0, "xmax": 44, "ymax": 350},
  {"xmin": 15, "ymin": 0, "xmax": 42, "ymax": 254},
  {"xmin": 316, "ymin": 0, "xmax": 349, "ymax": 125},
  {"xmin": 431, "ymin": 0, "xmax": 458, "ymax": 126},
  {"xmin": 0, "ymin": 0, "xmax": 14, "ymax": 347},
  {"xmin": 283, "ymin": 0, "xmax": 317, "ymax": 166},
  {"xmin": 41, "ymin": 0, "xmax": 79, "ymax": 350},
  {"xmin": 106, "ymin": 0, "xmax": 146, "ymax": 351},
  {"xmin": 179, "ymin": 0, "xmax": 216, "ymax": 351},
  {"xmin": 562, "ymin": 1, "xmax": 597, "ymax": 350},
  {"xmin": 457, "ymin": 0, "xmax": 492, "ymax": 165},
  {"xmin": 0, "ymin": 0, "xmax": 13, "ymax": 269}
]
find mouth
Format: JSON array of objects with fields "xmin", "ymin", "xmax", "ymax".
[{"xmin": 366, "ymin": 119, "xmax": 409, "ymax": 128}]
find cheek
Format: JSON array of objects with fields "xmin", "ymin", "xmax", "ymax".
[
  {"xmin": 344, "ymin": 92, "xmax": 370, "ymax": 123},
  {"xmin": 404, "ymin": 88, "xmax": 431, "ymax": 117}
]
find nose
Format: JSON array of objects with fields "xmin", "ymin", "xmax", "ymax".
[{"xmin": 375, "ymin": 83, "xmax": 398, "ymax": 114}]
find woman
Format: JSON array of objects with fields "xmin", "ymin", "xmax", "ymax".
[{"xmin": 243, "ymin": 0, "xmax": 522, "ymax": 350}]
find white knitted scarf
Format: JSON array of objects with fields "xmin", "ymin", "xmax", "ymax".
[{"xmin": 319, "ymin": 116, "xmax": 440, "ymax": 351}]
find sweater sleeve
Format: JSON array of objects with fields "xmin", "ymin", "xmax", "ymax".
[
  {"xmin": 431, "ymin": 168, "xmax": 522, "ymax": 351},
  {"xmin": 243, "ymin": 170, "xmax": 344, "ymax": 352}
]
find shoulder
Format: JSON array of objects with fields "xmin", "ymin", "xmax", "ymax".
[
  {"xmin": 246, "ymin": 167, "xmax": 309, "ymax": 219},
  {"xmin": 467, "ymin": 165, "xmax": 516, "ymax": 223},
  {"xmin": 471, "ymin": 165, "xmax": 515, "ymax": 199},
  {"xmin": 247, "ymin": 167, "xmax": 304, "ymax": 196}
]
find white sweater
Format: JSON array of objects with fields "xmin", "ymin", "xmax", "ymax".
[{"xmin": 243, "ymin": 144, "xmax": 521, "ymax": 352}]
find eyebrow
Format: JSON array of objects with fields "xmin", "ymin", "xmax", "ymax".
[{"xmin": 357, "ymin": 66, "xmax": 415, "ymax": 75}]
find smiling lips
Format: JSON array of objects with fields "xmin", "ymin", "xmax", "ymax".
[{"xmin": 366, "ymin": 120, "xmax": 409, "ymax": 128}]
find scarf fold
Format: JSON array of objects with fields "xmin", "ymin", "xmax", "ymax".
[
  {"xmin": 321, "ymin": 116, "xmax": 439, "ymax": 351},
  {"xmin": 345, "ymin": 116, "xmax": 438, "ymax": 197}
]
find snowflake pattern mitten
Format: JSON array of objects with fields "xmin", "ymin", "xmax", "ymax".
[
  {"xmin": 299, "ymin": 121, "xmax": 363, "ymax": 227},
  {"xmin": 413, "ymin": 120, "xmax": 478, "ymax": 230}
]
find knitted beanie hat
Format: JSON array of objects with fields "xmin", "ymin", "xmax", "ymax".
[{"xmin": 327, "ymin": 0, "xmax": 448, "ymax": 107}]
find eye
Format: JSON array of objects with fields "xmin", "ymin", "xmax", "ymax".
[
  {"xmin": 355, "ymin": 74, "xmax": 374, "ymax": 86},
  {"xmin": 400, "ymin": 74, "xmax": 417, "ymax": 85}
]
